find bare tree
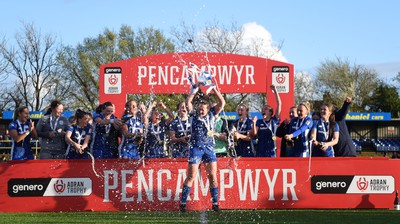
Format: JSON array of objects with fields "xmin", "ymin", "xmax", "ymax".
[
  {"xmin": 315, "ymin": 57, "xmax": 379, "ymax": 111},
  {"xmin": 171, "ymin": 20, "xmax": 286, "ymax": 112},
  {"xmin": 0, "ymin": 23, "xmax": 68, "ymax": 111},
  {"xmin": 57, "ymin": 25, "xmax": 176, "ymax": 111},
  {"xmin": 294, "ymin": 71, "xmax": 315, "ymax": 106},
  {"xmin": 0, "ymin": 38, "xmax": 9, "ymax": 83}
]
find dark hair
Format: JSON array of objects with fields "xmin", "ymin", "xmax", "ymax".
[
  {"xmin": 44, "ymin": 100, "xmax": 62, "ymax": 115},
  {"xmin": 324, "ymin": 103, "xmax": 336, "ymax": 138},
  {"xmin": 123, "ymin": 100, "xmax": 137, "ymax": 116},
  {"xmin": 75, "ymin": 109, "xmax": 88, "ymax": 121},
  {"xmin": 176, "ymin": 101, "xmax": 185, "ymax": 110},
  {"xmin": 95, "ymin": 101, "xmax": 113, "ymax": 113},
  {"xmin": 13, "ymin": 106, "xmax": 28, "ymax": 121}
]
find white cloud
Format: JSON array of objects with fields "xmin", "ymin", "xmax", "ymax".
[{"xmin": 240, "ymin": 22, "xmax": 287, "ymax": 62}]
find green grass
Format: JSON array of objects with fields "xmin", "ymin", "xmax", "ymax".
[{"xmin": 0, "ymin": 210, "xmax": 399, "ymax": 224}]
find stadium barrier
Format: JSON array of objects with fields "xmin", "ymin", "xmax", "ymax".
[{"xmin": 0, "ymin": 157, "xmax": 399, "ymax": 212}]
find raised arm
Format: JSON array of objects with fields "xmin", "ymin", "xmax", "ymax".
[
  {"xmin": 144, "ymin": 101, "xmax": 157, "ymax": 127},
  {"xmin": 157, "ymin": 102, "xmax": 174, "ymax": 125},
  {"xmin": 271, "ymin": 85, "xmax": 282, "ymax": 119},
  {"xmin": 212, "ymin": 87, "xmax": 226, "ymax": 115},
  {"xmin": 186, "ymin": 92, "xmax": 195, "ymax": 113},
  {"xmin": 335, "ymin": 97, "xmax": 352, "ymax": 121}
]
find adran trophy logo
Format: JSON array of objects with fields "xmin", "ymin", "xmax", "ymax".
[
  {"xmin": 356, "ymin": 177, "xmax": 368, "ymax": 191},
  {"xmin": 108, "ymin": 74, "xmax": 118, "ymax": 86},
  {"xmin": 276, "ymin": 74, "xmax": 285, "ymax": 84},
  {"xmin": 54, "ymin": 179, "xmax": 66, "ymax": 194}
]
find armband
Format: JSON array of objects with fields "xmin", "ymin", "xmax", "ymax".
[{"xmin": 25, "ymin": 131, "xmax": 30, "ymax": 136}]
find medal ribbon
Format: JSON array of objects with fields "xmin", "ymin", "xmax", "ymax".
[
  {"xmin": 320, "ymin": 119, "xmax": 329, "ymax": 141},
  {"xmin": 50, "ymin": 116, "xmax": 60, "ymax": 132},
  {"xmin": 178, "ymin": 117, "xmax": 190, "ymax": 136}
]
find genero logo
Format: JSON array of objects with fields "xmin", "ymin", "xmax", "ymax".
[
  {"xmin": 104, "ymin": 67, "xmax": 122, "ymax": 94},
  {"xmin": 8, "ymin": 178, "xmax": 92, "ymax": 197},
  {"xmin": 311, "ymin": 175, "xmax": 394, "ymax": 194},
  {"xmin": 272, "ymin": 66, "xmax": 289, "ymax": 93}
]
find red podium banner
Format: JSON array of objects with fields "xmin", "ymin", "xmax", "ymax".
[{"xmin": 0, "ymin": 157, "xmax": 398, "ymax": 212}]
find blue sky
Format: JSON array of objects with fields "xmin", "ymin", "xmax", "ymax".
[{"xmin": 1, "ymin": 0, "xmax": 399, "ymax": 80}]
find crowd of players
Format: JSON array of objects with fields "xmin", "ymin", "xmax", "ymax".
[
  {"xmin": 7, "ymin": 82, "xmax": 357, "ymax": 212},
  {"xmin": 7, "ymin": 86, "xmax": 356, "ymax": 162}
]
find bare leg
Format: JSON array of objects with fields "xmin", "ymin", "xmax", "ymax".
[
  {"xmin": 184, "ymin": 163, "xmax": 200, "ymax": 187},
  {"xmin": 204, "ymin": 161, "xmax": 218, "ymax": 188}
]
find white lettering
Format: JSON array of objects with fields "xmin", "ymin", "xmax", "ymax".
[
  {"xmin": 148, "ymin": 66, "xmax": 157, "ymax": 85},
  {"xmin": 158, "ymin": 170, "xmax": 171, "ymax": 201},
  {"xmin": 170, "ymin": 66, "xmax": 179, "ymax": 85},
  {"xmin": 101, "ymin": 168, "xmax": 298, "ymax": 203},
  {"xmin": 219, "ymin": 169, "xmax": 233, "ymax": 201},
  {"xmin": 136, "ymin": 65, "xmax": 256, "ymax": 87},
  {"xmin": 175, "ymin": 169, "xmax": 187, "ymax": 201},
  {"xmin": 138, "ymin": 66, "xmax": 147, "ymax": 85},
  {"xmin": 121, "ymin": 170, "xmax": 133, "ymax": 202},
  {"xmin": 282, "ymin": 169, "xmax": 298, "ymax": 200},
  {"xmin": 137, "ymin": 170, "xmax": 153, "ymax": 201},
  {"xmin": 218, "ymin": 65, "xmax": 233, "ymax": 85},
  {"xmin": 193, "ymin": 172, "xmax": 210, "ymax": 201},
  {"xmin": 245, "ymin": 65, "xmax": 255, "ymax": 84},
  {"xmin": 103, "ymin": 170, "xmax": 118, "ymax": 202},
  {"xmin": 263, "ymin": 169, "xmax": 280, "ymax": 200},
  {"xmin": 236, "ymin": 169, "xmax": 261, "ymax": 201}
]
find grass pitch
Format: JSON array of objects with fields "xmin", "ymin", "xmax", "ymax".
[{"xmin": 0, "ymin": 209, "xmax": 399, "ymax": 224}]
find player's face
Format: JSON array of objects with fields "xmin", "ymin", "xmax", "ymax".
[
  {"xmin": 129, "ymin": 101, "xmax": 137, "ymax": 114},
  {"xmin": 103, "ymin": 106, "xmax": 114, "ymax": 118},
  {"xmin": 198, "ymin": 104, "xmax": 209, "ymax": 117},
  {"xmin": 289, "ymin": 107, "xmax": 298, "ymax": 119},
  {"xmin": 320, "ymin": 105, "xmax": 331, "ymax": 120},
  {"xmin": 19, "ymin": 108, "xmax": 29, "ymax": 122},
  {"xmin": 236, "ymin": 106, "xmax": 247, "ymax": 118},
  {"xmin": 297, "ymin": 105, "xmax": 308, "ymax": 118},
  {"xmin": 151, "ymin": 110, "xmax": 162, "ymax": 123},
  {"xmin": 53, "ymin": 104, "xmax": 64, "ymax": 118},
  {"xmin": 262, "ymin": 105, "xmax": 272, "ymax": 118},
  {"xmin": 178, "ymin": 102, "xmax": 187, "ymax": 117},
  {"xmin": 78, "ymin": 114, "xmax": 90, "ymax": 127}
]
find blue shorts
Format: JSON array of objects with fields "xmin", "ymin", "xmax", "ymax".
[
  {"xmin": 188, "ymin": 144, "xmax": 217, "ymax": 164},
  {"xmin": 12, "ymin": 146, "xmax": 34, "ymax": 160}
]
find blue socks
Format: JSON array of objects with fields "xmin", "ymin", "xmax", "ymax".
[
  {"xmin": 210, "ymin": 187, "xmax": 219, "ymax": 205},
  {"xmin": 180, "ymin": 184, "xmax": 191, "ymax": 204},
  {"xmin": 181, "ymin": 185, "xmax": 219, "ymax": 205}
]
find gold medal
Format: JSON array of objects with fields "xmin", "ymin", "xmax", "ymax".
[
  {"xmin": 207, "ymin": 131, "xmax": 213, "ymax": 137},
  {"xmin": 272, "ymin": 136, "xmax": 276, "ymax": 141}
]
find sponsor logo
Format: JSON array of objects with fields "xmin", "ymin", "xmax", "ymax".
[
  {"xmin": 272, "ymin": 66, "xmax": 289, "ymax": 93},
  {"xmin": 356, "ymin": 177, "xmax": 368, "ymax": 191},
  {"xmin": 108, "ymin": 74, "xmax": 119, "ymax": 86},
  {"xmin": 54, "ymin": 179, "xmax": 66, "ymax": 194},
  {"xmin": 8, "ymin": 178, "xmax": 50, "ymax": 197},
  {"xmin": 8, "ymin": 178, "xmax": 92, "ymax": 197},
  {"xmin": 312, "ymin": 175, "xmax": 394, "ymax": 194},
  {"xmin": 104, "ymin": 67, "xmax": 122, "ymax": 94},
  {"xmin": 275, "ymin": 73, "xmax": 286, "ymax": 84}
]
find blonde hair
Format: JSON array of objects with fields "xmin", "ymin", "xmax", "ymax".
[{"xmin": 299, "ymin": 101, "xmax": 311, "ymax": 113}]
